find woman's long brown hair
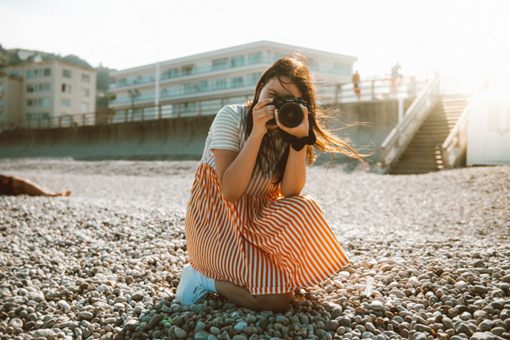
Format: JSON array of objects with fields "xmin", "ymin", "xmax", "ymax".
[{"xmin": 246, "ymin": 54, "xmax": 370, "ymax": 184}]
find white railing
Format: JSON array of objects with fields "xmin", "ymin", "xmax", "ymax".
[
  {"xmin": 441, "ymin": 103, "xmax": 469, "ymax": 168},
  {"xmin": 318, "ymin": 76, "xmax": 429, "ymax": 104},
  {"xmin": 379, "ymin": 72, "xmax": 440, "ymax": 172}
]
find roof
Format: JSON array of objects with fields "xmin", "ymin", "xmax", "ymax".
[{"xmin": 112, "ymin": 40, "xmax": 357, "ymax": 76}]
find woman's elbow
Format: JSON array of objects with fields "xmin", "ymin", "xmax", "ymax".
[{"xmin": 282, "ymin": 189, "xmax": 301, "ymax": 198}]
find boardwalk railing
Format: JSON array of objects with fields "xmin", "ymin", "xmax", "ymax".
[
  {"xmin": 1, "ymin": 74, "xmax": 431, "ymax": 131},
  {"xmin": 441, "ymin": 101, "xmax": 470, "ymax": 168},
  {"xmin": 379, "ymin": 72, "xmax": 440, "ymax": 172},
  {"xmin": 318, "ymin": 75, "xmax": 429, "ymax": 105}
]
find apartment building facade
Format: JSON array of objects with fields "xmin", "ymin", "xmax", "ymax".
[
  {"xmin": 109, "ymin": 41, "xmax": 356, "ymax": 120},
  {"xmin": 3, "ymin": 59, "xmax": 96, "ymax": 128},
  {"xmin": 0, "ymin": 76, "xmax": 23, "ymax": 129}
]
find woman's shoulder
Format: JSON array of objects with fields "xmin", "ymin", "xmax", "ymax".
[
  {"xmin": 216, "ymin": 104, "xmax": 249, "ymax": 123},
  {"xmin": 219, "ymin": 103, "xmax": 248, "ymax": 115}
]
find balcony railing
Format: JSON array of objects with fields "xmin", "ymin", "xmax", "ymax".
[
  {"xmin": 110, "ymin": 79, "xmax": 258, "ymax": 107},
  {"xmin": 110, "ymin": 57, "xmax": 273, "ymax": 89},
  {"xmin": 110, "ymin": 56, "xmax": 351, "ymax": 90}
]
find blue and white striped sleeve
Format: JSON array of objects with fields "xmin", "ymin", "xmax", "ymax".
[{"xmin": 209, "ymin": 105, "xmax": 241, "ymax": 152}]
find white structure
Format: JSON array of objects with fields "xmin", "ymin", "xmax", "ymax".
[
  {"xmin": 467, "ymin": 84, "xmax": 510, "ymax": 165},
  {"xmin": 109, "ymin": 41, "xmax": 356, "ymax": 120},
  {"xmin": 4, "ymin": 59, "xmax": 96, "ymax": 128}
]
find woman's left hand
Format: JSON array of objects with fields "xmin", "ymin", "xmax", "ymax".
[{"xmin": 275, "ymin": 104, "xmax": 309, "ymax": 138}]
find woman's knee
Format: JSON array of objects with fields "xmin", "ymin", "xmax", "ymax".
[{"xmin": 253, "ymin": 293, "xmax": 293, "ymax": 313}]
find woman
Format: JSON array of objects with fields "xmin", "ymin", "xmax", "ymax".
[
  {"xmin": 176, "ymin": 54, "xmax": 366, "ymax": 312},
  {"xmin": 0, "ymin": 174, "xmax": 71, "ymax": 197}
]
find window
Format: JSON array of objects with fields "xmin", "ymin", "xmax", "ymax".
[
  {"xmin": 61, "ymin": 83, "xmax": 72, "ymax": 93},
  {"xmin": 232, "ymin": 76, "xmax": 244, "ymax": 88},
  {"xmin": 181, "ymin": 65, "xmax": 194, "ymax": 76},
  {"xmin": 197, "ymin": 80, "xmax": 208, "ymax": 91},
  {"xmin": 61, "ymin": 98, "xmax": 71, "ymax": 107},
  {"xmin": 27, "ymin": 99, "xmax": 34, "ymax": 107},
  {"xmin": 248, "ymin": 52, "xmax": 262, "ymax": 64},
  {"xmin": 9, "ymin": 70, "xmax": 21, "ymax": 78},
  {"xmin": 183, "ymin": 83, "xmax": 194, "ymax": 94},
  {"xmin": 231, "ymin": 55, "xmax": 245, "ymax": 68},
  {"xmin": 44, "ymin": 68, "xmax": 51, "ymax": 77},
  {"xmin": 247, "ymin": 72, "xmax": 261, "ymax": 85},
  {"xmin": 40, "ymin": 83, "xmax": 50, "ymax": 92},
  {"xmin": 162, "ymin": 68, "xmax": 179, "ymax": 79},
  {"xmin": 41, "ymin": 98, "xmax": 50, "ymax": 108},
  {"xmin": 214, "ymin": 79, "xmax": 227, "ymax": 90},
  {"xmin": 26, "ymin": 70, "xmax": 36, "ymax": 79},
  {"xmin": 81, "ymin": 74, "xmax": 90, "ymax": 83},
  {"xmin": 81, "ymin": 88, "xmax": 90, "ymax": 97},
  {"xmin": 212, "ymin": 58, "xmax": 228, "ymax": 71},
  {"xmin": 27, "ymin": 85, "xmax": 35, "ymax": 93},
  {"xmin": 80, "ymin": 102, "xmax": 89, "ymax": 113},
  {"xmin": 63, "ymin": 69, "xmax": 72, "ymax": 78}
]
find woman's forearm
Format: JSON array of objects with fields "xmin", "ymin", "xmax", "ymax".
[
  {"xmin": 221, "ymin": 132, "xmax": 265, "ymax": 202},
  {"xmin": 281, "ymin": 147, "xmax": 307, "ymax": 197}
]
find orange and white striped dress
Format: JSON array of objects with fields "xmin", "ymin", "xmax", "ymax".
[{"xmin": 185, "ymin": 104, "xmax": 349, "ymax": 295}]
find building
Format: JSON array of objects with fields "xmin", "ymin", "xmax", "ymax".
[
  {"xmin": 108, "ymin": 40, "xmax": 356, "ymax": 121},
  {"xmin": 0, "ymin": 75, "xmax": 23, "ymax": 129},
  {"xmin": 3, "ymin": 59, "xmax": 96, "ymax": 128}
]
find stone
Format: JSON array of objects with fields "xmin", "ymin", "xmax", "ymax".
[{"xmin": 174, "ymin": 327, "xmax": 187, "ymax": 338}]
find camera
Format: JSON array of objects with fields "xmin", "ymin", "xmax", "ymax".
[{"xmin": 266, "ymin": 95, "xmax": 308, "ymax": 128}]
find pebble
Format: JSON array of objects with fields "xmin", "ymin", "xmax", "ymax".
[{"xmin": 0, "ymin": 160, "xmax": 508, "ymax": 340}]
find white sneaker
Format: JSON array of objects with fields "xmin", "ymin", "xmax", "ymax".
[{"xmin": 175, "ymin": 264, "xmax": 209, "ymax": 305}]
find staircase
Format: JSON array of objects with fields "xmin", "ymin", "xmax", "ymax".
[{"xmin": 388, "ymin": 96, "xmax": 468, "ymax": 174}]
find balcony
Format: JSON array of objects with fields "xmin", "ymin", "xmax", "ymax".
[
  {"xmin": 110, "ymin": 56, "xmax": 274, "ymax": 90},
  {"xmin": 110, "ymin": 76, "xmax": 258, "ymax": 107}
]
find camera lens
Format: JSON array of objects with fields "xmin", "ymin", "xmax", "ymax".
[{"xmin": 278, "ymin": 102, "xmax": 304, "ymax": 128}]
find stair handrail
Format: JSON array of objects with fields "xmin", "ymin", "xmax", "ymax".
[
  {"xmin": 379, "ymin": 72, "xmax": 440, "ymax": 172},
  {"xmin": 441, "ymin": 100, "xmax": 469, "ymax": 168}
]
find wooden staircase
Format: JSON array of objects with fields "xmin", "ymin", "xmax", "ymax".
[{"xmin": 388, "ymin": 96, "xmax": 468, "ymax": 174}]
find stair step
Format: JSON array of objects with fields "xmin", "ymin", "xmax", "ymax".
[
  {"xmin": 411, "ymin": 133, "xmax": 448, "ymax": 137},
  {"xmin": 423, "ymin": 117, "xmax": 459, "ymax": 124},
  {"xmin": 396, "ymin": 162, "xmax": 444, "ymax": 168},
  {"xmin": 401, "ymin": 149, "xmax": 441, "ymax": 155},
  {"xmin": 396, "ymin": 158, "xmax": 443, "ymax": 164},
  {"xmin": 411, "ymin": 138, "xmax": 449, "ymax": 143},
  {"xmin": 415, "ymin": 129, "xmax": 452, "ymax": 135},
  {"xmin": 405, "ymin": 147, "xmax": 443, "ymax": 152},
  {"xmin": 423, "ymin": 119, "xmax": 459, "ymax": 124},
  {"xmin": 389, "ymin": 169, "xmax": 442, "ymax": 175}
]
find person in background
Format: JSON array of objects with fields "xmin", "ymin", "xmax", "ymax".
[
  {"xmin": 391, "ymin": 62, "xmax": 403, "ymax": 95},
  {"xmin": 0, "ymin": 174, "xmax": 71, "ymax": 197},
  {"xmin": 352, "ymin": 70, "xmax": 361, "ymax": 100}
]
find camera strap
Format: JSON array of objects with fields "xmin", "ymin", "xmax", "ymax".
[{"xmin": 281, "ymin": 129, "xmax": 316, "ymax": 151}]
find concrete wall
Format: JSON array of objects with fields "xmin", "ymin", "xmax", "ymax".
[
  {"xmin": 0, "ymin": 116, "xmax": 213, "ymax": 160},
  {"xmin": 0, "ymin": 100, "xmax": 411, "ymax": 163},
  {"xmin": 316, "ymin": 100, "xmax": 411, "ymax": 165}
]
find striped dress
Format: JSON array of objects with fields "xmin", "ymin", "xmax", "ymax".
[{"xmin": 185, "ymin": 104, "xmax": 349, "ymax": 295}]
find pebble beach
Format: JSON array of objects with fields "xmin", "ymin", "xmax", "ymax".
[{"xmin": 1, "ymin": 158, "xmax": 509, "ymax": 340}]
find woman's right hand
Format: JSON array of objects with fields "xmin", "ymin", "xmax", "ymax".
[{"xmin": 251, "ymin": 98, "xmax": 275, "ymax": 138}]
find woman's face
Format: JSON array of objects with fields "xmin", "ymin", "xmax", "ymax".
[{"xmin": 259, "ymin": 76, "xmax": 302, "ymax": 130}]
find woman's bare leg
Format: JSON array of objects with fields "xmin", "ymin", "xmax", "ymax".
[
  {"xmin": 215, "ymin": 280, "xmax": 293, "ymax": 313},
  {"xmin": 12, "ymin": 177, "xmax": 71, "ymax": 197}
]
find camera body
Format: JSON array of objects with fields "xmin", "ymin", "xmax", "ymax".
[{"xmin": 266, "ymin": 95, "xmax": 308, "ymax": 128}]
